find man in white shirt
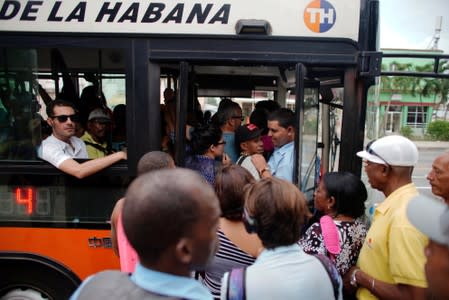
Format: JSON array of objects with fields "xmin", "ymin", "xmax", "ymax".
[{"xmin": 40, "ymin": 100, "xmax": 126, "ymax": 178}]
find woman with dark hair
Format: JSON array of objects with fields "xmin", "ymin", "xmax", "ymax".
[
  {"xmin": 185, "ymin": 124, "xmax": 230, "ymax": 185},
  {"xmin": 299, "ymin": 172, "xmax": 367, "ymax": 280},
  {"xmin": 200, "ymin": 165, "xmax": 262, "ymax": 299},
  {"xmin": 221, "ymin": 177, "xmax": 341, "ymax": 300}
]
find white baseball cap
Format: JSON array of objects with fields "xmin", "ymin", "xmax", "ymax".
[
  {"xmin": 357, "ymin": 135, "xmax": 418, "ymax": 166},
  {"xmin": 407, "ymin": 195, "xmax": 449, "ymax": 248}
]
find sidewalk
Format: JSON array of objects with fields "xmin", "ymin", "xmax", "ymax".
[{"xmin": 413, "ymin": 140, "xmax": 449, "ymax": 149}]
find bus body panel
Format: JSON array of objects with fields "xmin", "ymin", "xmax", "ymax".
[
  {"xmin": 0, "ymin": 0, "xmax": 360, "ymax": 40},
  {"xmin": 0, "ymin": 227, "xmax": 119, "ymax": 280}
]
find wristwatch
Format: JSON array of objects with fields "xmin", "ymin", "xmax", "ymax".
[
  {"xmin": 350, "ymin": 269, "xmax": 359, "ymax": 287},
  {"xmin": 259, "ymin": 167, "xmax": 270, "ymax": 176}
]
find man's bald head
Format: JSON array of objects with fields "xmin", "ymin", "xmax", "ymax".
[
  {"xmin": 122, "ymin": 168, "xmax": 220, "ymax": 267},
  {"xmin": 137, "ymin": 151, "xmax": 175, "ymax": 175}
]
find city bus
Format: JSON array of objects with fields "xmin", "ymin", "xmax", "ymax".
[{"xmin": 0, "ymin": 0, "xmax": 381, "ymax": 298}]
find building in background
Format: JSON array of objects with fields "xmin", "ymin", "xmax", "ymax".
[{"xmin": 367, "ymin": 48, "xmax": 449, "ymax": 138}]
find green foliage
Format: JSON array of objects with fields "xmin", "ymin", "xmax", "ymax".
[
  {"xmin": 427, "ymin": 120, "xmax": 449, "ymax": 141},
  {"xmin": 400, "ymin": 126, "xmax": 413, "ymax": 139}
]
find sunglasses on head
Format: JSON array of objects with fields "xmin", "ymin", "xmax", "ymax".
[
  {"xmin": 366, "ymin": 140, "xmax": 388, "ymax": 165},
  {"xmin": 51, "ymin": 114, "xmax": 79, "ymax": 123}
]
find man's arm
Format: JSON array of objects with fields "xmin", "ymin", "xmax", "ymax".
[
  {"xmin": 110, "ymin": 198, "xmax": 125, "ymax": 257},
  {"xmin": 347, "ymin": 267, "xmax": 426, "ymax": 300},
  {"xmin": 58, "ymin": 151, "xmax": 127, "ymax": 179}
]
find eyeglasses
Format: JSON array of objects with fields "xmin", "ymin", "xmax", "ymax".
[
  {"xmin": 216, "ymin": 141, "xmax": 226, "ymax": 145},
  {"xmin": 51, "ymin": 114, "xmax": 79, "ymax": 123},
  {"xmin": 366, "ymin": 140, "xmax": 389, "ymax": 165},
  {"xmin": 232, "ymin": 116, "xmax": 244, "ymax": 121}
]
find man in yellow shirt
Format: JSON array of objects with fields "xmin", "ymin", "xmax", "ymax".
[
  {"xmin": 82, "ymin": 108, "xmax": 112, "ymax": 158},
  {"xmin": 345, "ymin": 135, "xmax": 428, "ymax": 300}
]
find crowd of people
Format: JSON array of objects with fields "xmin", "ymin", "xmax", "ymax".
[
  {"xmin": 33, "ymin": 92, "xmax": 449, "ymax": 300},
  {"xmin": 67, "ymin": 135, "xmax": 449, "ymax": 300}
]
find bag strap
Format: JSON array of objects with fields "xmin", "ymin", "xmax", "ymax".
[
  {"xmin": 226, "ymin": 268, "xmax": 246, "ymax": 300},
  {"xmin": 84, "ymin": 140, "xmax": 113, "ymax": 155},
  {"xmin": 314, "ymin": 254, "xmax": 342, "ymax": 300},
  {"xmin": 236, "ymin": 155, "xmax": 249, "ymax": 166}
]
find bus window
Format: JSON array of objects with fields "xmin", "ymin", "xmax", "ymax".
[{"xmin": 0, "ymin": 47, "xmax": 127, "ymax": 161}]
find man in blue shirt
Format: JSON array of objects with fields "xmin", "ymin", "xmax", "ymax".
[
  {"xmin": 266, "ymin": 108, "xmax": 295, "ymax": 183},
  {"xmin": 215, "ymin": 100, "xmax": 242, "ymax": 163},
  {"xmin": 70, "ymin": 168, "xmax": 221, "ymax": 300}
]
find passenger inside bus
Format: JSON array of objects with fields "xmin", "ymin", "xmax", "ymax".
[
  {"xmin": 0, "ymin": 81, "xmax": 42, "ymax": 160},
  {"xmin": 213, "ymin": 100, "xmax": 242, "ymax": 163},
  {"xmin": 252, "ymin": 108, "xmax": 296, "ymax": 183},
  {"xmin": 111, "ymin": 104, "xmax": 126, "ymax": 152},
  {"xmin": 39, "ymin": 99, "xmax": 126, "ymax": 179},
  {"xmin": 235, "ymin": 123, "xmax": 266, "ymax": 180},
  {"xmin": 81, "ymin": 109, "xmax": 113, "ymax": 159},
  {"xmin": 185, "ymin": 124, "xmax": 230, "ymax": 185}
]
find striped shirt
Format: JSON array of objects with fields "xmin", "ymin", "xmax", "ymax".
[{"xmin": 201, "ymin": 229, "xmax": 256, "ymax": 299}]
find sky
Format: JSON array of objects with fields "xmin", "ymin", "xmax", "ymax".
[{"xmin": 380, "ymin": 0, "xmax": 449, "ymax": 53}]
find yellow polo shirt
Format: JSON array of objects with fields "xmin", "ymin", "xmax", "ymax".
[
  {"xmin": 81, "ymin": 131, "xmax": 109, "ymax": 159},
  {"xmin": 356, "ymin": 183, "xmax": 428, "ymax": 300}
]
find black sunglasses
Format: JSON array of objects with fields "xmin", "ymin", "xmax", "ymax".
[
  {"xmin": 232, "ymin": 115, "xmax": 244, "ymax": 121},
  {"xmin": 216, "ymin": 141, "xmax": 226, "ymax": 145},
  {"xmin": 51, "ymin": 114, "xmax": 79, "ymax": 123},
  {"xmin": 366, "ymin": 140, "xmax": 388, "ymax": 165}
]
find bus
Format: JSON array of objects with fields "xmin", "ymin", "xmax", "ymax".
[{"xmin": 0, "ymin": 0, "xmax": 381, "ymax": 298}]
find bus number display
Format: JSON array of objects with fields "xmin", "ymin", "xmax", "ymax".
[{"xmin": 0, "ymin": 186, "xmax": 52, "ymax": 217}]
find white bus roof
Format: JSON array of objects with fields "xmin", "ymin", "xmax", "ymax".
[{"xmin": 0, "ymin": 0, "xmax": 360, "ymax": 41}]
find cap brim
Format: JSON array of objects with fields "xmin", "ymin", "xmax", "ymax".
[
  {"xmin": 356, "ymin": 150, "xmax": 385, "ymax": 165},
  {"xmin": 407, "ymin": 195, "xmax": 449, "ymax": 247},
  {"xmin": 90, "ymin": 118, "xmax": 111, "ymax": 123},
  {"xmin": 238, "ymin": 129, "xmax": 263, "ymax": 143}
]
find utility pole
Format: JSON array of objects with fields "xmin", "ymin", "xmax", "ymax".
[{"xmin": 430, "ymin": 16, "xmax": 442, "ymax": 50}]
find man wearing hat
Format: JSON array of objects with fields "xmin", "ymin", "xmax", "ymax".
[
  {"xmin": 346, "ymin": 135, "xmax": 428, "ymax": 300},
  {"xmin": 407, "ymin": 195, "xmax": 449, "ymax": 300},
  {"xmin": 235, "ymin": 123, "xmax": 265, "ymax": 180},
  {"xmin": 82, "ymin": 108, "xmax": 112, "ymax": 158}
]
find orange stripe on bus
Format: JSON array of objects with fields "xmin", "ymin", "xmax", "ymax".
[{"xmin": 0, "ymin": 227, "xmax": 120, "ymax": 280}]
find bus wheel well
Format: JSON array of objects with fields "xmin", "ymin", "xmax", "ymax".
[{"xmin": 0, "ymin": 253, "xmax": 81, "ymax": 300}]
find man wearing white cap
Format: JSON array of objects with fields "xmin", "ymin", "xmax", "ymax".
[
  {"xmin": 346, "ymin": 135, "xmax": 428, "ymax": 300},
  {"xmin": 407, "ymin": 195, "xmax": 449, "ymax": 300}
]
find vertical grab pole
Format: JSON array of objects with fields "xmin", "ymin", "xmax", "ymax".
[
  {"xmin": 175, "ymin": 61, "xmax": 188, "ymax": 167},
  {"xmin": 295, "ymin": 63, "xmax": 306, "ymax": 188}
]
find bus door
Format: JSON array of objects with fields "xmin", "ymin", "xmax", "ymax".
[
  {"xmin": 292, "ymin": 65, "xmax": 320, "ymax": 200},
  {"xmin": 152, "ymin": 59, "xmax": 321, "ymax": 198}
]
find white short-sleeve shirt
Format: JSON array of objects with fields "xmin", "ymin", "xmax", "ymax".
[{"xmin": 39, "ymin": 134, "xmax": 88, "ymax": 168}]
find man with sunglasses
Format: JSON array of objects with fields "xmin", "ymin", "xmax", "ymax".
[
  {"xmin": 215, "ymin": 100, "xmax": 243, "ymax": 163},
  {"xmin": 345, "ymin": 135, "xmax": 428, "ymax": 300},
  {"xmin": 39, "ymin": 100, "xmax": 126, "ymax": 179}
]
